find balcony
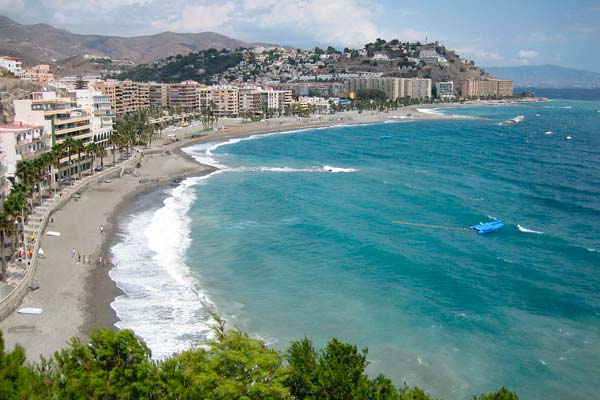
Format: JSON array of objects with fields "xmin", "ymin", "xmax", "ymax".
[{"xmin": 55, "ymin": 124, "xmax": 93, "ymax": 136}]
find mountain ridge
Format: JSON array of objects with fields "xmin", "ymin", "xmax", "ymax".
[
  {"xmin": 0, "ymin": 15, "xmax": 272, "ymax": 65},
  {"xmin": 486, "ymin": 65, "xmax": 600, "ymax": 89}
]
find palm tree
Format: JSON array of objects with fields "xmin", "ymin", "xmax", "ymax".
[
  {"xmin": 49, "ymin": 144, "xmax": 65, "ymax": 192},
  {"xmin": 94, "ymin": 143, "xmax": 107, "ymax": 169},
  {"xmin": 72, "ymin": 139, "xmax": 85, "ymax": 180},
  {"xmin": 3, "ymin": 187, "xmax": 26, "ymax": 258},
  {"xmin": 0, "ymin": 212, "xmax": 12, "ymax": 280},
  {"xmin": 62, "ymin": 138, "xmax": 75, "ymax": 184}
]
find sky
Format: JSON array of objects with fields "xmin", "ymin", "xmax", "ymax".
[{"xmin": 2, "ymin": 0, "xmax": 600, "ymax": 72}]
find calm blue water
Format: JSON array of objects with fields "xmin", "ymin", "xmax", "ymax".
[{"xmin": 112, "ymin": 99, "xmax": 600, "ymax": 399}]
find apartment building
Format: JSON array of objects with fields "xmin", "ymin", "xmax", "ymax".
[
  {"xmin": 411, "ymin": 78, "xmax": 432, "ymax": 100},
  {"xmin": 461, "ymin": 79, "xmax": 514, "ymax": 98},
  {"xmin": 497, "ymin": 80, "xmax": 514, "ymax": 97},
  {"xmin": 435, "ymin": 81, "xmax": 455, "ymax": 99},
  {"xmin": 14, "ymin": 92, "xmax": 94, "ymax": 178},
  {"xmin": 478, "ymin": 79, "xmax": 498, "ymax": 97},
  {"xmin": 0, "ymin": 122, "xmax": 49, "ymax": 192},
  {"xmin": 168, "ymin": 80, "xmax": 201, "ymax": 109},
  {"xmin": 149, "ymin": 83, "xmax": 169, "ymax": 108},
  {"xmin": 92, "ymin": 81, "xmax": 150, "ymax": 116},
  {"xmin": 347, "ymin": 77, "xmax": 432, "ymax": 100},
  {"xmin": 461, "ymin": 79, "xmax": 480, "ymax": 97},
  {"xmin": 265, "ymin": 89, "xmax": 292, "ymax": 112},
  {"xmin": 239, "ymin": 86, "xmax": 263, "ymax": 115},
  {"xmin": 69, "ymin": 89, "xmax": 114, "ymax": 146},
  {"xmin": 200, "ymin": 86, "xmax": 239, "ymax": 117},
  {"xmin": 20, "ymin": 64, "xmax": 55, "ymax": 84}
]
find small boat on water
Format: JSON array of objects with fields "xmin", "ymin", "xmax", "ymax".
[
  {"xmin": 380, "ymin": 134, "xmax": 392, "ymax": 139},
  {"xmin": 565, "ymin": 136, "xmax": 572, "ymax": 140},
  {"xmin": 469, "ymin": 220, "xmax": 505, "ymax": 235}
]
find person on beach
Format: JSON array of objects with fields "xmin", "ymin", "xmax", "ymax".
[
  {"xmin": 89, "ymin": 254, "xmax": 92, "ymax": 264},
  {"xmin": 72, "ymin": 248, "xmax": 75, "ymax": 258},
  {"xmin": 100, "ymin": 225, "xmax": 104, "ymax": 235},
  {"xmin": 98, "ymin": 256, "xmax": 103, "ymax": 265},
  {"xmin": 77, "ymin": 252, "xmax": 81, "ymax": 263}
]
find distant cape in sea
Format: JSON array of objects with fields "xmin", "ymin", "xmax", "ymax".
[{"xmin": 486, "ymin": 65, "xmax": 600, "ymax": 89}]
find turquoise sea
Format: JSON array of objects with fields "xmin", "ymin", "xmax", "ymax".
[{"xmin": 111, "ymin": 98, "xmax": 600, "ymax": 399}]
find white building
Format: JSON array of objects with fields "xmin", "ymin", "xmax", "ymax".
[
  {"xmin": 419, "ymin": 49, "xmax": 447, "ymax": 65},
  {"xmin": 0, "ymin": 56, "xmax": 23, "ymax": 76},
  {"xmin": 411, "ymin": 78, "xmax": 432, "ymax": 100},
  {"xmin": 69, "ymin": 89, "xmax": 114, "ymax": 146}
]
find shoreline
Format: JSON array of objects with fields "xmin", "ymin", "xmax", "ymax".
[{"xmin": 0, "ymin": 100, "xmax": 544, "ymax": 360}]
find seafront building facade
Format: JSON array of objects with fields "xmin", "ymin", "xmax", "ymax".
[
  {"xmin": 92, "ymin": 81, "xmax": 150, "ymax": 116},
  {"xmin": 14, "ymin": 92, "xmax": 95, "ymax": 178},
  {"xmin": 168, "ymin": 80, "xmax": 202, "ymax": 110},
  {"xmin": 347, "ymin": 77, "xmax": 432, "ymax": 100},
  {"xmin": 68, "ymin": 89, "xmax": 114, "ymax": 146},
  {"xmin": 461, "ymin": 78, "xmax": 514, "ymax": 98},
  {"xmin": 435, "ymin": 81, "xmax": 455, "ymax": 100},
  {"xmin": 0, "ymin": 122, "xmax": 49, "ymax": 193}
]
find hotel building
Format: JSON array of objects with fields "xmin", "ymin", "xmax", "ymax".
[
  {"xmin": 14, "ymin": 92, "xmax": 94, "ymax": 178},
  {"xmin": 347, "ymin": 77, "xmax": 432, "ymax": 100},
  {"xmin": 435, "ymin": 81, "xmax": 455, "ymax": 100},
  {"xmin": 168, "ymin": 80, "xmax": 201, "ymax": 109},
  {"xmin": 461, "ymin": 79, "xmax": 514, "ymax": 98}
]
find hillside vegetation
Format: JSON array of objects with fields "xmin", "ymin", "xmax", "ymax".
[
  {"xmin": 116, "ymin": 48, "xmax": 244, "ymax": 83},
  {"xmin": 0, "ymin": 324, "xmax": 518, "ymax": 400}
]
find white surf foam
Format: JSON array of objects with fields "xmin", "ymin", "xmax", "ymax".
[
  {"xmin": 543, "ymin": 106, "xmax": 572, "ymax": 109},
  {"xmin": 110, "ymin": 175, "xmax": 220, "ymax": 359},
  {"xmin": 417, "ymin": 108, "xmax": 446, "ymax": 116},
  {"xmin": 322, "ymin": 165, "xmax": 358, "ymax": 173},
  {"xmin": 517, "ymin": 224, "xmax": 543, "ymax": 234}
]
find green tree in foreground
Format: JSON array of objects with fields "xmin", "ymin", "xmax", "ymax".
[{"xmin": 0, "ymin": 325, "xmax": 519, "ymax": 400}]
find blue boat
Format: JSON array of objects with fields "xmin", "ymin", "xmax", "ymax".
[{"xmin": 469, "ymin": 220, "xmax": 505, "ymax": 235}]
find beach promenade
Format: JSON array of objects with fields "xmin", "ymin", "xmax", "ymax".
[{"xmin": 0, "ymin": 106, "xmax": 473, "ymax": 360}]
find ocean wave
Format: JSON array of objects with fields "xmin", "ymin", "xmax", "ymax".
[
  {"xmin": 110, "ymin": 175, "xmax": 219, "ymax": 359},
  {"xmin": 417, "ymin": 108, "xmax": 446, "ymax": 116},
  {"xmin": 322, "ymin": 165, "xmax": 358, "ymax": 173},
  {"xmin": 542, "ymin": 106, "xmax": 572, "ymax": 109},
  {"xmin": 233, "ymin": 166, "xmax": 358, "ymax": 173},
  {"xmin": 517, "ymin": 224, "xmax": 544, "ymax": 234},
  {"xmin": 587, "ymin": 247, "xmax": 598, "ymax": 253}
]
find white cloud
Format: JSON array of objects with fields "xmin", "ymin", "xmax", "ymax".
[
  {"xmin": 245, "ymin": 0, "xmax": 383, "ymax": 47},
  {"xmin": 51, "ymin": 0, "xmax": 155, "ymax": 11},
  {"xmin": 513, "ymin": 49, "xmax": 539, "ymax": 65},
  {"xmin": 455, "ymin": 46, "xmax": 502, "ymax": 61},
  {"xmin": 516, "ymin": 50, "xmax": 539, "ymax": 59},
  {"xmin": 153, "ymin": 2, "xmax": 237, "ymax": 32}
]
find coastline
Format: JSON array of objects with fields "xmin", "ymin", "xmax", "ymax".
[{"xmin": 0, "ymin": 101, "xmax": 543, "ymax": 360}]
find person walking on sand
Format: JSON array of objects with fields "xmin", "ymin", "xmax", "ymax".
[
  {"xmin": 100, "ymin": 225, "xmax": 104, "ymax": 235},
  {"xmin": 72, "ymin": 248, "xmax": 76, "ymax": 258}
]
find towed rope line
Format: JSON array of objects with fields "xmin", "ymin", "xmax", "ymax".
[{"xmin": 392, "ymin": 220, "xmax": 470, "ymax": 231}]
